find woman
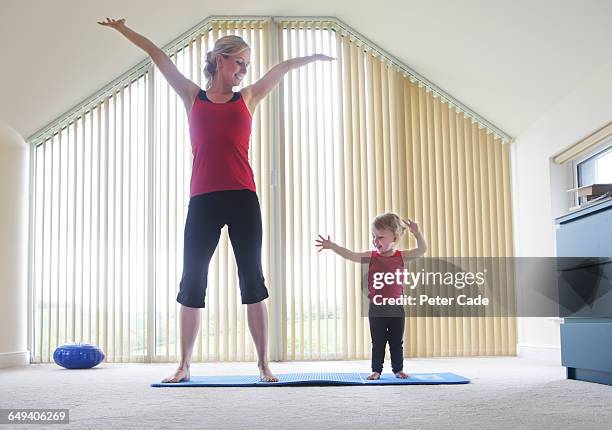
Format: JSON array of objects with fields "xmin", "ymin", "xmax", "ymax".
[{"xmin": 99, "ymin": 17, "xmax": 333, "ymax": 382}]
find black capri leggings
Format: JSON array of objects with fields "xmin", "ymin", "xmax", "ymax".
[
  {"xmin": 368, "ymin": 305, "xmax": 405, "ymax": 374},
  {"xmin": 176, "ymin": 189, "xmax": 269, "ymax": 308}
]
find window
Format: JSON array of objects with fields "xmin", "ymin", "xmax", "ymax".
[
  {"xmin": 577, "ymin": 145, "xmax": 612, "ymax": 185},
  {"xmin": 575, "ymin": 141, "xmax": 612, "ymax": 205},
  {"xmin": 29, "ymin": 17, "xmax": 515, "ymax": 363}
]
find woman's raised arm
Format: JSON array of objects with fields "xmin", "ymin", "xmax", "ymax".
[
  {"xmin": 98, "ymin": 18, "xmax": 199, "ymax": 111},
  {"xmin": 242, "ymin": 54, "xmax": 334, "ymax": 113}
]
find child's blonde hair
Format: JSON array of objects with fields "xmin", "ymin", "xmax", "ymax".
[
  {"xmin": 371, "ymin": 212, "xmax": 407, "ymax": 240},
  {"xmin": 204, "ymin": 35, "xmax": 250, "ymax": 90}
]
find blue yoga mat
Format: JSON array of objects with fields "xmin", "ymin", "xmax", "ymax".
[{"xmin": 151, "ymin": 372, "xmax": 469, "ymax": 387}]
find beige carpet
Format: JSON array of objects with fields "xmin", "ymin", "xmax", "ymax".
[{"xmin": 1, "ymin": 357, "xmax": 611, "ymax": 429}]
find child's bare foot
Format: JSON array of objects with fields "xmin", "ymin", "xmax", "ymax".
[
  {"xmin": 367, "ymin": 372, "xmax": 381, "ymax": 380},
  {"xmin": 162, "ymin": 366, "xmax": 190, "ymax": 383},
  {"xmin": 394, "ymin": 371, "xmax": 409, "ymax": 379},
  {"xmin": 259, "ymin": 364, "xmax": 279, "ymax": 382}
]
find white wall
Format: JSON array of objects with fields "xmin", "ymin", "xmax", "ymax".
[
  {"xmin": 512, "ymin": 56, "xmax": 612, "ymax": 362},
  {"xmin": 0, "ymin": 123, "xmax": 30, "ymax": 368}
]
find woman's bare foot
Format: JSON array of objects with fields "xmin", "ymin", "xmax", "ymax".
[
  {"xmin": 394, "ymin": 371, "xmax": 409, "ymax": 379},
  {"xmin": 367, "ymin": 372, "xmax": 381, "ymax": 380},
  {"xmin": 162, "ymin": 366, "xmax": 190, "ymax": 383},
  {"xmin": 259, "ymin": 364, "xmax": 278, "ymax": 382}
]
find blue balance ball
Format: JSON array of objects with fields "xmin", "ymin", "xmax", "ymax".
[{"xmin": 53, "ymin": 343, "xmax": 105, "ymax": 369}]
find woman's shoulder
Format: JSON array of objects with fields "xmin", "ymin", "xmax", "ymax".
[
  {"xmin": 189, "ymin": 86, "xmax": 205, "ymax": 101},
  {"xmin": 186, "ymin": 87, "xmax": 204, "ymax": 116},
  {"xmin": 240, "ymin": 85, "xmax": 252, "ymax": 101}
]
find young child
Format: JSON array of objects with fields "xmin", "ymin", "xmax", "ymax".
[{"xmin": 315, "ymin": 213, "xmax": 427, "ymax": 379}]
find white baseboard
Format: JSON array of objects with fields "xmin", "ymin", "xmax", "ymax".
[
  {"xmin": 517, "ymin": 343, "xmax": 561, "ymax": 364},
  {"xmin": 0, "ymin": 350, "xmax": 30, "ymax": 369}
]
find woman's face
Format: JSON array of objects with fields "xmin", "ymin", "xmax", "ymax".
[
  {"xmin": 217, "ymin": 49, "xmax": 250, "ymax": 87},
  {"xmin": 371, "ymin": 227, "xmax": 397, "ymax": 254}
]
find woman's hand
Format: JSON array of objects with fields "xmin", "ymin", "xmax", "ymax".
[
  {"xmin": 402, "ymin": 218, "xmax": 420, "ymax": 235},
  {"xmin": 97, "ymin": 17, "xmax": 127, "ymax": 31},
  {"xmin": 312, "ymin": 54, "xmax": 335, "ymax": 62},
  {"xmin": 315, "ymin": 235, "xmax": 335, "ymax": 252}
]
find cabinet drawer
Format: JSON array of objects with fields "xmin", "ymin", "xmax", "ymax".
[
  {"xmin": 560, "ymin": 322, "xmax": 612, "ymax": 372},
  {"xmin": 556, "ymin": 209, "xmax": 612, "ymax": 257}
]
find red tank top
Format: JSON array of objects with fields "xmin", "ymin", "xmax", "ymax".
[
  {"xmin": 367, "ymin": 250, "xmax": 405, "ymax": 300},
  {"xmin": 188, "ymin": 90, "xmax": 256, "ymax": 197}
]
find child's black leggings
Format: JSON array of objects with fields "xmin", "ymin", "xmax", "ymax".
[{"xmin": 368, "ymin": 308, "xmax": 405, "ymax": 374}]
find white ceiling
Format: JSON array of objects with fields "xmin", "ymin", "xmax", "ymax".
[{"xmin": 2, "ymin": 0, "xmax": 612, "ymax": 139}]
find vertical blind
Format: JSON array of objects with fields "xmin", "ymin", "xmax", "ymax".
[
  {"xmin": 29, "ymin": 17, "xmax": 514, "ymax": 364},
  {"xmin": 152, "ymin": 20, "xmax": 273, "ymax": 363},
  {"xmin": 30, "ymin": 20, "xmax": 271, "ymax": 363},
  {"xmin": 279, "ymin": 22, "xmax": 345, "ymax": 359},
  {"xmin": 278, "ymin": 20, "xmax": 515, "ymax": 359},
  {"xmin": 31, "ymin": 73, "xmax": 151, "ymax": 362}
]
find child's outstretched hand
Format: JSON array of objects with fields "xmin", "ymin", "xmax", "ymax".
[
  {"xmin": 315, "ymin": 235, "xmax": 334, "ymax": 252},
  {"xmin": 402, "ymin": 218, "xmax": 420, "ymax": 234}
]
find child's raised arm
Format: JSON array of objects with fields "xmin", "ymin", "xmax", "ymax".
[
  {"xmin": 400, "ymin": 218, "xmax": 428, "ymax": 258},
  {"xmin": 315, "ymin": 235, "xmax": 371, "ymax": 263}
]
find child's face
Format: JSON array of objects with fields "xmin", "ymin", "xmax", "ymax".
[{"xmin": 371, "ymin": 227, "xmax": 397, "ymax": 253}]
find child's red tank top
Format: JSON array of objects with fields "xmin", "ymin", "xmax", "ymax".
[
  {"xmin": 367, "ymin": 250, "xmax": 405, "ymax": 300},
  {"xmin": 188, "ymin": 90, "xmax": 256, "ymax": 197}
]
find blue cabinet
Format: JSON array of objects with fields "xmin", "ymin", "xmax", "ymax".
[{"xmin": 555, "ymin": 198, "xmax": 612, "ymax": 385}]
